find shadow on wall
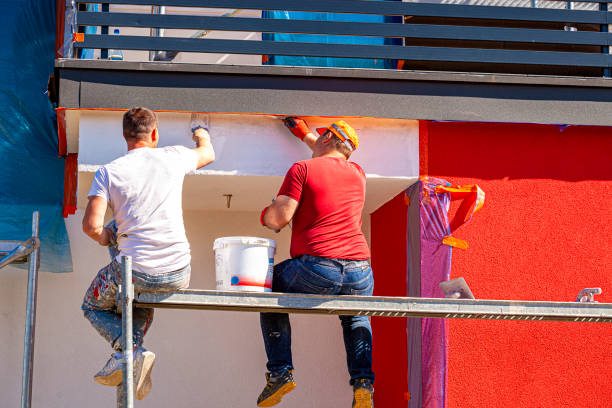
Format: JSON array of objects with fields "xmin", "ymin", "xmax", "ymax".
[{"xmin": 422, "ymin": 121, "xmax": 612, "ymax": 182}]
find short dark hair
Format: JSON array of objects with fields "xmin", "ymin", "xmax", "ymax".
[
  {"xmin": 326, "ymin": 131, "xmax": 352, "ymax": 158},
  {"xmin": 123, "ymin": 107, "xmax": 158, "ymax": 140}
]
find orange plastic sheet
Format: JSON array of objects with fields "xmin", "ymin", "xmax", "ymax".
[{"xmin": 433, "ymin": 181, "xmax": 485, "ymax": 249}]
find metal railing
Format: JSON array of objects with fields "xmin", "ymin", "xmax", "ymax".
[
  {"xmin": 0, "ymin": 212, "xmax": 41, "ymax": 408},
  {"xmin": 68, "ymin": 0, "xmax": 612, "ymax": 76},
  {"xmin": 117, "ymin": 255, "xmax": 611, "ymax": 407}
]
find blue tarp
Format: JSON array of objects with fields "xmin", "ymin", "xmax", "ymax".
[
  {"xmin": 0, "ymin": 0, "xmax": 72, "ymax": 273},
  {"xmin": 262, "ymin": 1, "xmax": 402, "ymax": 69}
]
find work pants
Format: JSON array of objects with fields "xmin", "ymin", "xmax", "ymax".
[
  {"xmin": 260, "ymin": 254, "xmax": 375, "ymax": 385},
  {"xmin": 81, "ymin": 221, "xmax": 190, "ymax": 351}
]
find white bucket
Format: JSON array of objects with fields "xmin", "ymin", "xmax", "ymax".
[{"xmin": 213, "ymin": 236, "xmax": 276, "ymax": 292}]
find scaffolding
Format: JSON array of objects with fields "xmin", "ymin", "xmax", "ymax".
[
  {"xmin": 117, "ymin": 255, "xmax": 611, "ymax": 408},
  {"xmin": 0, "ymin": 212, "xmax": 40, "ymax": 408}
]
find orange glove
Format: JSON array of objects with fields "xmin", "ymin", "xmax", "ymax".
[{"xmin": 283, "ymin": 117, "xmax": 310, "ymax": 140}]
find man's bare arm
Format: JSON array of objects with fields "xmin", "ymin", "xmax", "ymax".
[
  {"xmin": 83, "ymin": 196, "xmax": 113, "ymax": 246},
  {"xmin": 192, "ymin": 128, "xmax": 215, "ymax": 169},
  {"xmin": 262, "ymin": 195, "xmax": 299, "ymax": 231},
  {"xmin": 301, "ymin": 132, "xmax": 318, "ymax": 152}
]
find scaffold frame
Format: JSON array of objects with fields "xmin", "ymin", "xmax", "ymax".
[
  {"xmin": 118, "ymin": 255, "xmax": 611, "ymax": 407},
  {"xmin": 0, "ymin": 212, "xmax": 40, "ymax": 408}
]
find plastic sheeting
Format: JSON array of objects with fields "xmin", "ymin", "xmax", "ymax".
[
  {"xmin": 0, "ymin": 0, "xmax": 72, "ymax": 273},
  {"xmin": 405, "ymin": 177, "xmax": 484, "ymax": 408},
  {"xmin": 262, "ymin": 1, "xmax": 402, "ymax": 69}
]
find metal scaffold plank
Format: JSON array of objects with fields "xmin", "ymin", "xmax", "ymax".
[{"xmin": 135, "ymin": 290, "xmax": 612, "ymax": 323}]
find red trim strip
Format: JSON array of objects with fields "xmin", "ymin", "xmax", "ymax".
[
  {"xmin": 57, "ymin": 108, "xmax": 67, "ymax": 157},
  {"xmin": 62, "ymin": 153, "xmax": 78, "ymax": 218},
  {"xmin": 55, "ymin": 0, "xmax": 66, "ymax": 58}
]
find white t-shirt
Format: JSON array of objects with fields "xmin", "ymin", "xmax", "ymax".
[{"xmin": 88, "ymin": 146, "xmax": 198, "ymax": 275}]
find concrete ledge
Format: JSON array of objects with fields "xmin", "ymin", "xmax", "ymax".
[
  {"xmin": 55, "ymin": 59, "xmax": 612, "ymax": 88},
  {"xmin": 55, "ymin": 59, "xmax": 612, "ymax": 127}
]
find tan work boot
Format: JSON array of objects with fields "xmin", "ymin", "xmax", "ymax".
[
  {"xmin": 257, "ymin": 370, "xmax": 296, "ymax": 407},
  {"xmin": 94, "ymin": 352, "xmax": 123, "ymax": 386},
  {"xmin": 352, "ymin": 379, "xmax": 374, "ymax": 408},
  {"xmin": 134, "ymin": 347, "xmax": 155, "ymax": 400}
]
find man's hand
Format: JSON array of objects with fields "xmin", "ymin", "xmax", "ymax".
[
  {"xmin": 103, "ymin": 226, "xmax": 117, "ymax": 247},
  {"xmin": 193, "ymin": 128, "xmax": 210, "ymax": 144},
  {"xmin": 282, "ymin": 117, "xmax": 318, "ymax": 151},
  {"xmin": 95, "ymin": 226, "xmax": 116, "ymax": 247},
  {"xmin": 192, "ymin": 128, "xmax": 215, "ymax": 169},
  {"xmin": 283, "ymin": 117, "xmax": 311, "ymax": 140},
  {"xmin": 190, "ymin": 113, "xmax": 215, "ymax": 169}
]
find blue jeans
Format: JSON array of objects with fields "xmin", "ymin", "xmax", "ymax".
[
  {"xmin": 81, "ymin": 221, "xmax": 190, "ymax": 351},
  {"xmin": 260, "ymin": 255, "xmax": 375, "ymax": 385}
]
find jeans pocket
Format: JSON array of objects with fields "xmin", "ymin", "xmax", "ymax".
[
  {"xmin": 293, "ymin": 273, "xmax": 336, "ymax": 294},
  {"xmin": 289, "ymin": 260, "xmax": 339, "ymax": 295},
  {"xmin": 347, "ymin": 267, "xmax": 374, "ymax": 296}
]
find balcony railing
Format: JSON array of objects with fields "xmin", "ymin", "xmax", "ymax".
[{"xmin": 63, "ymin": 0, "xmax": 612, "ymax": 77}]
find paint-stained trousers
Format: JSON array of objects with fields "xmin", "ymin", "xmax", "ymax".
[{"xmin": 81, "ymin": 222, "xmax": 190, "ymax": 351}]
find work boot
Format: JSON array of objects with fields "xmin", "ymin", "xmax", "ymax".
[
  {"xmin": 94, "ymin": 352, "xmax": 123, "ymax": 386},
  {"xmin": 352, "ymin": 379, "xmax": 374, "ymax": 408},
  {"xmin": 256, "ymin": 370, "xmax": 296, "ymax": 407},
  {"xmin": 134, "ymin": 347, "xmax": 155, "ymax": 400}
]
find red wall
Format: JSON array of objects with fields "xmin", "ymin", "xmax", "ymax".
[
  {"xmin": 423, "ymin": 121, "xmax": 612, "ymax": 408},
  {"xmin": 371, "ymin": 192, "xmax": 409, "ymax": 406}
]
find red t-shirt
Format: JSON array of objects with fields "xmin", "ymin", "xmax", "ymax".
[{"xmin": 278, "ymin": 156, "xmax": 370, "ymax": 260}]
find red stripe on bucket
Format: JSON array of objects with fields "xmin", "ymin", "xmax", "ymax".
[{"xmin": 231, "ymin": 278, "xmax": 271, "ymax": 289}]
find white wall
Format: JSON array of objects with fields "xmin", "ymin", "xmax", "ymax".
[
  {"xmin": 77, "ymin": 112, "xmax": 418, "ymax": 179},
  {"xmin": 2, "ymin": 208, "xmax": 372, "ymax": 407},
  {"xmin": 74, "ymin": 111, "xmax": 419, "ymax": 214}
]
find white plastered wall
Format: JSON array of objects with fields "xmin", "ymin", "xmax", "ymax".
[
  {"xmin": 74, "ymin": 111, "xmax": 418, "ymax": 214},
  {"xmin": 1, "ymin": 111, "xmax": 418, "ymax": 407}
]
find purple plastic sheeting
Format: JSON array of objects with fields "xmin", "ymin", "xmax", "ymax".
[{"xmin": 406, "ymin": 177, "xmax": 453, "ymax": 408}]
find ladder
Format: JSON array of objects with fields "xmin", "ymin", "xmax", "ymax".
[
  {"xmin": 0, "ymin": 212, "xmax": 40, "ymax": 408},
  {"xmin": 116, "ymin": 255, "xmax": 612, "ymax": 407}
]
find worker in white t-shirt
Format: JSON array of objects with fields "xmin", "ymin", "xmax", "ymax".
[{"xmin": 81, "ymin": 107, "xmax": 214, "ymax": 400}]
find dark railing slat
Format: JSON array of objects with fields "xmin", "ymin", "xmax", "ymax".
[
  {"xmin": 75, "ymin": 0, "xmax": 609, "ymax": 24},
  {"xmin": 75, "ymin": 35, "xmax": 611, "ymax": 67},
  {"xmin": 100, "ymin": 3, "xmax": 109, "ymax": 59},
  {"xmin": 78, "ymin": 11, "xmax": 611, "ymax": 46},
  {"xmin": 600, "ymin": 2, "xmax": 611, "ymax": 77}
]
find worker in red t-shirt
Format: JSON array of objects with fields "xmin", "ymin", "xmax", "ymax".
[{"xmin": 256, "ymin": 118, "xmax": 374, "ymax": 408}]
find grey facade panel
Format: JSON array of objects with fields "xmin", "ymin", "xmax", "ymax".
[{"xmin": 56, "ymin": 60, "xmax": 612, "ymax": 126}]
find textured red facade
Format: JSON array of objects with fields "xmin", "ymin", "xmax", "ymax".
[
  {"xmin": 371, "ymin": 192, "xmax": 409, "ymax": 406},
  {"xmin": 371, "ymin": 121, "xmax": 612, "ymax": 407}
]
